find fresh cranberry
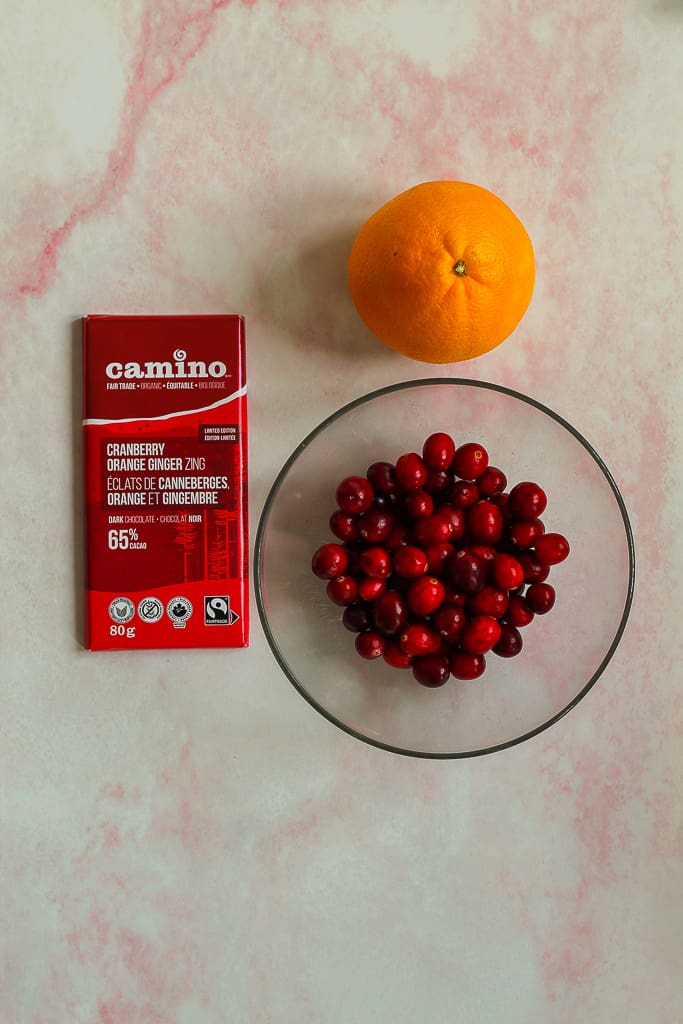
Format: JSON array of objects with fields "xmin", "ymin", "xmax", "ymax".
[
  {"xmin": 508, "ymin": 517, "xmax": 545, "ymax": 550},
  {"xmin": 424, "ymin": 541, "xmax": 455, "ymax": 574},
  {"xmin": 358, "ymin": 506, "xmax": 394, "ymax": 542},
  {"xmin": 517, "ymin": 551, "xmax": 550, "ymax": 583},
  {"xmin": 477, "ymin": 466, "xmax": 507, "ymax": 497},
  {"xmin": 342, "ymin": 604, "xmax": 371, "ymax": 632},
  {"xmin": 467, "ymin": 500, "xmax": 504, "ymax": 544},
  {"xmin": 358, "ymin": 577, "xmax": 387, "ymax": 602},
  {"xmin": 395, "ymin": 452, "xmax": 428, "ymax": 491},
  {"xmin": 422, "ymin": 432, "xmax": 456, "ymax": 471},
  {"xmin": 433, "ymin": 603, "xmax": 466, "ymax": 642},
  {"xmin": 443, "ymin": 586, "xmax": 466, "ymax": 606},
  {"xmin": 450, "ymin": 650, "xmax": 486, "ymax": 680},
  {"xmin": 383, "ymin": 641, "xmax": 413, "ymax": 669},
  {"xmin": 336, "ymin": 476, "xmax": 374, "ymax": 514},
  {"xmin": 525, "ymin": 582, "xmax": 556, "ymax": 614},
  {"xmin": 359, "ymin": 546, "xmax": 391, "ymax": 578},
  {"xmin": 412, "ymin": 654, "xmax": 451, "ymax": 687},
  {"xmin": 491, "ymin": 553, "xmax": 524, "ymax": 590},
  {"xmin": 449, "ymin": 480, "xmax": 479, "ymax": 508},
  {"xmin": 311, "ymin": 543, "xmax": 348, "ymax": 579},
  {"xmin": 493, "ymin": 622, "xmax": 523, "ymax": 657},
  {"xmin": 424, "ymin": 470, "xmax": 451, "ymax": 495},
  {"xmin": 407, "ymin": 576, "xmax": 446, "ymax": 617},
  {"xmin": 491, "ymin": 492, "xmax": 512, "ymax": 520},
  {"xmin": 355, "ymin": 631, "xmax": 386, "ymax": 660},
  {"xmin": 399, "ymin": 623, "xmax": 441, "ymax": 657},
  {"xmin": 446, "ymin": 549, "xmax": 486, "ymax": 594},
  {"xmin": 505, "ymin": 595, "xmax": 535, "ymax": 628},
  {"xmin": 385, "ymin": 523, "xmax": 410, "ymax": 550},
  {"xmin": 434, "ymin": 503, "xmax": 467, "ymax": 540},
  {"xmin": 373, "ymin": 590, "xmax": 408, "ymax": 635},
  {"xmin": 392, "ymin": 545, "xmax": 428, "ymax": 578},
  {"xmin": 509, "ymin": 481, "xmax": 547, "ymax": 519},
  {"xmin": 452, "ymin": 442, "xmax": 489, "ymax": 480},
  {"xmin": 460, "ymin": 615, "xmax": 501, "ymax": 654},
  {"xmin": 534, "ymin": 533, "xmax": 570, "ymax": 565},
  {"xmin": 401, "ymin": 489, "xmax": 434, "ymax": 520},
  {"xmin": 329, "ymin": 509, "xmax": 358, "ymax": 543},
  {"xmin": 468, "ymin": 585, "xmax": 509, "ymax": 619},
  {"xmin": 413, "ymin": 514, "xmax": 453, "ymax": 547},
  {"xmin": 366, "ymin": 461, "xmax": 398, "ymax": 496},
  {"xmin": 469, "ymin": 544, "xmax": 497, "ymax": 564},
  {"xmin": 326, "ymin": 575, "xmax": 357, "ymax": 606}
]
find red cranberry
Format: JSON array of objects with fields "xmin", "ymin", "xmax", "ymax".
[
  {"xmin": 433, "ymin": 603, "xmax": 466, "ymax": 642},
  {"xmin": 477, "ymin": 466, "xmax": 507, "ymax": 497},
  {"xmin": 366, "ymin": 461, "xmax": 398, "ymax": 496},
  {"xmin": 450, "ymin": 650, "xmax": 486, "ymax": 680},
  {"xmin": 534, "ymin": 533, "xmax": 570, "ymax": 565},
  {"xmin": 525, "ymin": 582, "xmax": 556, "ymax": 614},
  {"xmin": 493, "ymin": 623, "xmax": 523, "ymax": 658},
  {"xmin": 424, "ymin": 541, "xmax": 455, "ymax": 574},
  {"xmin": 517, "ymin": 551, "xmax": 550, "ymax": 583},
  {"xmin": 358, "ymin": 506, "xmax": 394, "ymax": 542},
  {"xmin": 467, "ymin": 500, "xmax": 504, "ymax": 544},
  {"xmin": 434, "ymin": 503, "xmax": 467, "ymax": 540},
  {"xmin": 395, "ymin": 452, "xmax": 428, "ymax": 491},
  {"xmin": 329, "ymin": 509, "xmax": 358, "ymax": 543},
  {"xmin": 413, "ymin": 514, "xmax": 453, "ymax": 547},
  {"xmin": 424, "ymin": 470, "xmax": 451, "ymax": 495},
  {"xmin": 342, "ymin": 604, "xmax": 371, "ymax": 632},
  {"xmin": 392, "ymin": 545, "xmax": 428, "ymax": 578},
  {"xmin": 358, "ymin": 577, "xmax": 387, "ymax": 602},
  {"xmin": 491, "ymin": 492, "xmax": 512, "ymax": 520},
  {"xmin": 373, "ymin": 590, "xmax": 408, "ymax": 635},
  {"xmin": 385, "ymin": 523, "xmax": 410, "ymax": 550},
  {"xmin": 509, "ymin": 481, "xmax": 548, "ymax": 520},
  {"xmin": 355, "ymin": 631, "xmax": 386, "ymax": 659},
  {"xmin": 359, "ymin": 546, "xmax": 391, "ymax": 578},
  {"xmin": 452, "ymin": 442, "xmax": 489, "ymax": 480},
  {"xmin": 469, "ymin": 544, "xmax": 497, "ymax": 564},
  {"xmin": 449, "ymin": 480, "xmax": 479, "ymax": 508},
  {"xmin": 311, "ymin": 543, "xmax": 348, "ymax": 579},
  {"xmin": 508, "ymin": 517, "xmax": 545, "ymax": 550},
  {"xmin": 505, "ymin": 595, "xmax": 535, "ymax": 628},
  {"xmin": 336, "ymin": 476, "xmax": 374, "ymax": 514},
  {"xmin": 383, "ymin": 641, "xmax": 413, "ymax": 669},
  {"xmin": 412, "ymin": 654, "xmax": 451, "ymax": 687},
  {"xmin": 446, "ymin": 549, "xmax": 486, "ymax": 594},
  {"xmin": 326, "ymin": 575, "xmax": 357, "ymax": 606},
  {"xmin": 407, "ymin": 576, "xmax": 446, "ymax": 617},
  {"xmin": 491, "ymin": 553, "xmax": 524, "ymax": 590},
  {"xmin": 443, "ymin": 586, "xmax": 467, "ymax": 606},
  {"xmin": 401, "ymin": 489, "xmax": 434, "ymax": 520},
  {"xmin": 399, "ymin": 623, "xmax": 441, "ymax": 657},
  {"xmin": 468, "ymin": 585, "xmax": 509, "ymax": 619},
  {"xmin": 422, "ymin": 432, "xmax": 456, "ymax": 471},
  {"xmin": 460, "ymin": 615, "xmax": 501, "ymax": 654}
]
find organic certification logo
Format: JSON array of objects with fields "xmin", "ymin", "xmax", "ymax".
[
  {"xmin": 166, "ymin": 596, "xmax": 193, "ymax": 628},
  {"xmin": 109, "ymin": 597, "xmax": 135, "ymax": 624}
]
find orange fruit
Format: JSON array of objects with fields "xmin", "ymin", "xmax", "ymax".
[{"xmin": 347, "ymin": 181, "xmax": 535, "ymax": 363}]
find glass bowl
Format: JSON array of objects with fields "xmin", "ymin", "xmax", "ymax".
[{"xmin": 255, "ymin": 379, "xmax": 635, "ymax": 758}]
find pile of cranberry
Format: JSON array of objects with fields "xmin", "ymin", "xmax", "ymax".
[{"xmin": 311, "ymin": 433, "xmax": 570, "ymax": 687}]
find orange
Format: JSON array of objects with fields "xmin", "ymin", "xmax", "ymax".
[{"xmin": 347, "ymin": 181, "xmax": 535, "ymax": 363}]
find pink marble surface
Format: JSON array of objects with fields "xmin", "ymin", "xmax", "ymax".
[{"xmin": 1, "ymin": 1, "xmax": 682, "ymax": 1020}]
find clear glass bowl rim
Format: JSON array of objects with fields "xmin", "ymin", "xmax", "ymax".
[{"xmin": 254, "ymin": 377, "xmax": 636, "ymax": 760}]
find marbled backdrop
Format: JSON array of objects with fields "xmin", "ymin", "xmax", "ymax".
[{"xmin": 1, "ymin": 1, "xmax": 682, "ymax": 1022}]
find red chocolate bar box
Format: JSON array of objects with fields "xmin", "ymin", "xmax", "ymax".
[{"xmin": 83, "ymin": 315, "xmax": 248, "ymax": 650}]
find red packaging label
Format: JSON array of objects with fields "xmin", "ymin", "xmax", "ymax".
[{"xmin": 83, "ymin": 315, "xmax": 248, "ymax": 650}]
